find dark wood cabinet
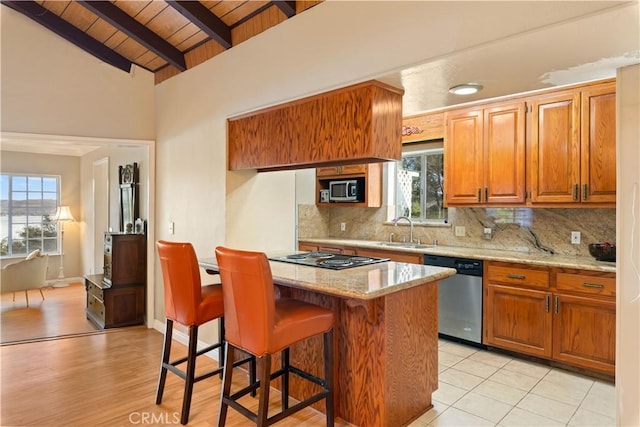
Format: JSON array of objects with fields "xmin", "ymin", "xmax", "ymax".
[
  {"xmin": 103, "ymin": 233, "xmax": 146, "ymax": 286},
  {"xmin": 85, "ymin": 232, "xmax": 146, "ymax": 329}
]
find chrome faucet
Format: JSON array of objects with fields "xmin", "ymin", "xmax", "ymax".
[{"xmin": 393, "ymin": 216, "xmax": 414, "ymax": 243}]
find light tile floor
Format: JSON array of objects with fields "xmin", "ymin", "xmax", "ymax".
[{"xmin": 409, "ymin": 339, "xmax": 616, "ymax": 427}]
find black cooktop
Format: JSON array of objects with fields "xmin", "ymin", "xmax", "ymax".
[{"xmin": 269, "ymin": 252, "xmax": 390, "ymax": 270}]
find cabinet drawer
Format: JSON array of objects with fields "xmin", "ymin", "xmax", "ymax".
[
  {"xmin": 486, "ymin": 264, "xmax": 549, "ymax": 289},
  {"xmin": 556, "ymin": 272, "xmax": 615, "ymax": 297},
  {"xmin": 318, "ymin": 246, "xmax": 356, "ymax": 255},
  {"xmin": 87, "ymin": 294, "xmax": 105, "ymax": 322},
  {"xmin": 87, "ymin": 283, "xmax": 104, "ymax": 302},
  {"xmin": 317, "ymin": 164, "xmax": 367, "ymax": 177}
]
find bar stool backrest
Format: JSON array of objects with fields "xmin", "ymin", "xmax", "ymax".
[
  {"xmin": 215, "ymin": 246, "xmax": 276, "ymax": 357},
  {"xmin": 157, "ymin": 240, "xmax": 204, "ymax": 326}
]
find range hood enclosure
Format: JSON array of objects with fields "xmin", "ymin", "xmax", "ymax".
[{"xmin": 227, "ymin": 80, "xmax": 404, "ymax": 172}]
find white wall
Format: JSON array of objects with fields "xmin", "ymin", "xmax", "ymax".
[
  {"xmin": 0, "ymin": 6, "xmax": 155, "ymax": 140},
  {"xmin": 616, "ymin": 64, "xmax": 640, "ymax": 427}
]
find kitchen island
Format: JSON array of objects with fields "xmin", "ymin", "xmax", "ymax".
[{"xmin": 199, "ymin": 256, "xmax": 455, "ymax": 427}]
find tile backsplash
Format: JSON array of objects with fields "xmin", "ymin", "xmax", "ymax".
[{"xmin": 297, "ymin": 205, "xmax": 616, "ymax": 258}]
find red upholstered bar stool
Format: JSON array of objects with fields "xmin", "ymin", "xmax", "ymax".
[
  {"xmin": 215, "ymin": 246, "xmax": 335, "ymax": 427},
  {"xmin": 156, "ymin": 241, "xmax": 255, "ymax": 425}
]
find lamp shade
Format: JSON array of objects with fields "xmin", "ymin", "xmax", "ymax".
[{"xmin": 53, "ymin": 206, "xmax": 75, "ymax": 222}]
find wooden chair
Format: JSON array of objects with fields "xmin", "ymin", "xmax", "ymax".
[
  {"xmin": 215, "ymin": 246, "xmax": 334, "ymax": 427},
  {"xmin": 156, "ymin": 241, "xmax": 254, "ymax": 425}
]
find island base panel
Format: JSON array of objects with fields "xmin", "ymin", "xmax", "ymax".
[{"xmin": 276, "ymin": 281, "xmax": 438, "ymax": 427}]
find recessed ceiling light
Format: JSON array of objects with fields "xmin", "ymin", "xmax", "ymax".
[{"xmin": 449, "ymin": 83, "xmax": 483, "ymax": 96}]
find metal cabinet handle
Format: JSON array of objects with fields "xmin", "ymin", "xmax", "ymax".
[
  {"xmin": 507, "ymin": 274, "xmax": 526, "ymax": 279},
  {"xmin": 554, "ymin": 296, "xmax": 559, "ymax": 314},
  {"xmin": 485, "ymin": 187, "xmax": 488, "ymax": 202},
  {"xmin": 477, "ymin": 188, "xmax": 481, "ymax": 202},
  {"xmin": 573, "ymin": 184, "xmax": 579, "ymax": 201},
  {"xmin": 583, "ymin": 184, "xmax": 588, "ymax": 200},
  {"xmin": 583, "ymin": 282, "xmax": 604, "ymax": 289},
  {"xmin": 545, "ymin": 295, "xmax": 550, "ymax": 313}
]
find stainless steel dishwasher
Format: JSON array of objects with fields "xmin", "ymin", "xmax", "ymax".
[{"xmin": 424, "ymin": 254, "xmax": 484, "ymax": 346}]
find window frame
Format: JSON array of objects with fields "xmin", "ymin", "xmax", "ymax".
[
  {"xmin": 1, "ymin": 173, "xmax": 61, "ymax": 258},
  {"xmin": 391, "ymin": 141, "xmax": 448, "ymax": 224}
]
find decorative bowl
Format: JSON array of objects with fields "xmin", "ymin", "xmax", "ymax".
[{"xmin": 588, "ymin": 243, "xmax": 616, "ymax": 262}]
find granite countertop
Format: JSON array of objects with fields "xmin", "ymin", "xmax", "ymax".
[
  {"xmin": 299, "ymin": 238, "xmax": 617, "ymax": 273},
  {"xmin": 199, "ymin": 256, "xmax": 456, "ymax": 300}
]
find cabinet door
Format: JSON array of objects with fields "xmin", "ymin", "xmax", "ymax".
[
  {"xmin": 581, "ymin": 82, "xmax": 616, "ymax": 203},
  {"xmin": 484, "ymin": 284, "xmax": 552, "ymax": 358},
  {"xmin": 484, "ymin": 102, "xmax": 526, "ymax": 204},
  {"xmin": 445, "ymin": 109, "xmax": 484, "ymax": 204},
  {"xmin": 530, "ymin": 90, "xmax": 581, "ymax": 203},
  {"xmin": 110, "ymin": 235, "xmax": 145, "ymax": 286},
  {"xmin": 553, "ymin": 294, "xmax": 615, "ymax": 375}
]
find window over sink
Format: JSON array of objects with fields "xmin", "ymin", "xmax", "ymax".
[{"xmin": 391, "ymin": 141, "xmax": 447, "ymax": 223}]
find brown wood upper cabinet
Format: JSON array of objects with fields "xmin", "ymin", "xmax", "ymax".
[
  {"xmin": 529, "ymin": 80, "xmax": 616, "ymax": 205},
  {"xmin": 227, "ymin": 80, "xmax": 404, "ymax": 172},
  {"xmin": 444, "ymin": 101, "xmax": 526, "ymax": 205}
]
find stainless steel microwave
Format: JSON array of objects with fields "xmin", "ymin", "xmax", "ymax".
[{"xmin": 329, "ymin": 180, "xmax": 359, "ymax": 202}]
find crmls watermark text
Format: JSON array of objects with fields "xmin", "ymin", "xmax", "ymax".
[{"xmin": 129, "ymin": 412, "xmax": 180, "ymax": 424}]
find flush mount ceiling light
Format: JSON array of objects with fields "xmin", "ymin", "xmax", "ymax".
[{"xmin": 449, "ymin": 83, "xmax": 483, "ymax": 96}]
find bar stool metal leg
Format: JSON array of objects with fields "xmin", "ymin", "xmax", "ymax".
[
  {"xmin": 324, "ymin": 330, "xmax": 334, "ymax": 427},
  {"xmin": 156, "ymin": 319, "xmax": 174, "ymax": 404},
  {"xmin": 218, "ymin": 343, "xmax": 234, "ymax": 427},
  {"xmin": 281, "ymin": 348, "xmax": 290, "ymax": 410},
  {"xmin": 180, "ymin": 325, "xmax": 199, "ymax": 425},
  {"xmin": 256, "ymin": 353, "xmax": 272, "ymax": 427}
]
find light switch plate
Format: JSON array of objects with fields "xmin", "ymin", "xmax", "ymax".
[
  {"xmin": 340, "ymin": 222, "xmax": 346, "ymax": 232},
  {"xmin": 571, "ymin": 231, "xmax": 581, "ymax": 244},
  {"xmin": 454, "ymin": 226, "xmax": 466, "ymax": 237}
]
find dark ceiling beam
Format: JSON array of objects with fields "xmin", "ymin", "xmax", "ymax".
[
  {"xmin": 272, "ymin": 1, "xmax": 296, "ymax": 18},
  {"xmin": 166, "ymin": 1, "xmax": 232, "ymax": 50},
  {"xmin": 77, "ymin": 0, "xmax": 186, "ymax": 71},
  {"xmin": 1, "ymin": 0, "xmax": 132, "ymax": 73}
]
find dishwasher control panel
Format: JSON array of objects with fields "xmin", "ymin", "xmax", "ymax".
[{"xmin": 424, "ymin": 255, "xmax": 483, "ymax": 277}]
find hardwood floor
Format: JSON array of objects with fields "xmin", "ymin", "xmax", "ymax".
[
  {"xmin": 1, "ymin": 283, "xmax": 99, "ymax": 344},
  {"xmin": 0, "ymin": 322, "xmax": 350, "ymax": 426}
]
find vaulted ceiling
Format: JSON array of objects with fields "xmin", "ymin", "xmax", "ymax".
[{"xmin": 1, "ymin": 0, "xmax": 321, "ymax": 84}]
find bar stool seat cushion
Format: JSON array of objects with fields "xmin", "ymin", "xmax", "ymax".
[
  {"xmin": 198, "ymin": 284, "xmax": 224, "ymax": 323},
  {"xmin": 272, "ymin": 298, "xmax": 334, "ymax": 354}
]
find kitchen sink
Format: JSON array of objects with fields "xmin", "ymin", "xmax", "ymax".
[{"xmin": 377, "ymin": 242, "xmax": 436, "ymax": 249}]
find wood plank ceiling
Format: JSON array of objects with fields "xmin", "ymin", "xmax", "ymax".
[{"xmin": 2, "ymin": 1, "xmax": 322, "ymax": 84}]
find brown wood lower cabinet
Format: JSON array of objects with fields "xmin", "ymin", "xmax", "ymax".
[
  {"xmin": 484, "ymin": 261, "xmax": 616, "ymax": 375},
  {"xmin": 485, "ymin": 284, "xmax": 552, "ymax": 358},
  {"xmin": 552, "ymin": 293, "xmax": 616, "ymax": 373}
]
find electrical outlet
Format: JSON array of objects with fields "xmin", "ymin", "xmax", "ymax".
[
  {"xmin": 169, "ymin": 221, "xmax": 175, "ymax": 235},
  {"xmin": 482, "ymin": 227, "xmax": 492, "ymax": 240},
  {"xmin": 340, "ymin": 222, "xmax": 346, "ymax": 232},
  {"xmin": 454, "ymin": 226, "xmax": 466, "ymax": 237},
  {"xmin": 571, "ymin": 231, "xmax": 581, "ymax": 244}
]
